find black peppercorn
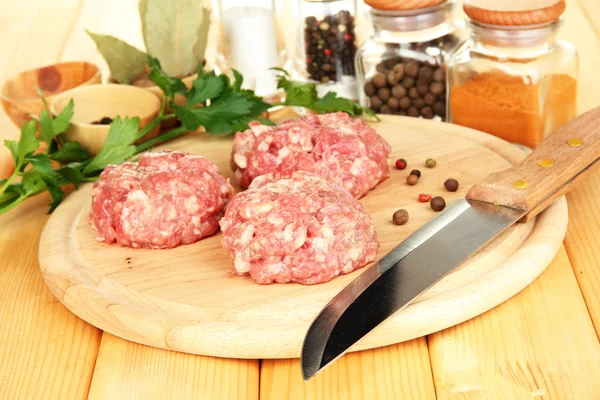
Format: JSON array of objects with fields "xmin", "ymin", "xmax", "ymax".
[
  {"xmin": 393, "ymin": 209, "xmax": 409, "ymax": 225},
  {"xmin": 405, "ymin": 60, "xmax": 419, "ymax": 78},
  {"xmin": 408, "ymin": 87, "xmax": 419, "ymax": 99},
  {"xmin": 364, "ymin": 82, "xmax": 376, "ymax": 96},
  {"xmin": 393, "ymin": 63, "xmax": 405, "ymax": 79},
  {"xmin": 410, "ymin": 169, "xmax": 421, "ymax": 178},
  {"xmin": 401, "ymin": 76, "xmax": 415, "ymax": 88},
  {"xmin": 386, "ymin": 71, "xmax": 399, "ymax": 86},
  {"xmin": 424, "ymin": 93, "xmax": 436, "ymax": 105},
  {"xmin": 430, "ymin": 81, "xmax": 445, "ymax": 95},
  {"xmin": 399, "ymin": 96, "xmax": 411, "ymax": 110},
  {"xmin": 421, "ymin": 106, "xmax": 434, "ymax": 119},
  {"xmin": 430, "ymin": 196, "xmax": 446, "ymax": 212},
  {"xmin": 378, "ymin": 87, "xmax": 391, "ymax": 102},
  {"xmin": 407, "ymin": 174, "xmax": 419, "ymax": 185},
  {"xmin": 372, "ymin": 73, "xmax": 387, "ymax": 88},
  {"xmin": 370, "ymin": 96, "xmax": 383, "ymax": 110},
  {"xmin": 418, "ymin": 66, "xmax": 433, "ymax": 83},
  {"xmin": 417, "ymin": 83, "xmax": 429, "ymax": 96},
  {"xmin": 444, "ymin": 178, "xmax": 459, "ymax": 192},
  {"xmin": 407, "ymin": 106, "xmax": 420, "ymax": 117},
  {"xmin": 392, "ymin": 85, "xmax": 407, "ymax": 99},
  {"xmin": 433, "ymin": 101, "xmax": 446, "ymax": 116},
  {"xmin": 413, "ymin": 97, "xmax": 425, "ymax": 109},
  {"xmin": 433, "ymin": 68, "xmax": 445, "ymax": 82}
]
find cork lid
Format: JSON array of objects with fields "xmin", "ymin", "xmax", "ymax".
[
  {"xmin": 364, "ymin": 0, "xmax": 446, "ymax": 12},
  {"xmin": 464, "ymin": 0, "xmax": 566, "ymax": 26}
]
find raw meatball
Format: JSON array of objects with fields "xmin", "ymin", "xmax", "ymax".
[
  {"xmin": 231, "ymin": 112, "xmax": 391, "ymax": 198},
  {"xmin": 89, "ymin": 150, "xmax": 234, "ymax": 249},
  {"xmin": 220, "ymin": 172, "xmax": 379, "ymax": 285}
]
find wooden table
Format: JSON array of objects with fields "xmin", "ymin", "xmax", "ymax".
[{"xmin": 1, "ymin": 1, "xmax": 600, "ymax": 399}]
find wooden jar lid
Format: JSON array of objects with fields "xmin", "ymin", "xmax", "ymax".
[
  {"xmin": 364, "ymin": 0, "xmax": 446, "ymax": 12},
  {"xmin": 464, "ymin": 0, "xmax": 566, "ymax": 26}
]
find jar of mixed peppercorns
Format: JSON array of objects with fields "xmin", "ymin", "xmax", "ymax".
[
  {"xmin": 293, "ymin": 0, "xmax": 359, "ymax": 99},
  {"xmin": 356, "ymin": 0, "xmax": 466, "ymax": 120}
]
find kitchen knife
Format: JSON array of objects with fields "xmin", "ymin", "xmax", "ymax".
[{"xmin": 301, "ymin": 107, "xmax": 600, "ymax": 381}]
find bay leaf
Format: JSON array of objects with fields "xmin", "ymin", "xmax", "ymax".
[
  {"xmin": 86, "ymin": 30, "xmax": 147, "ymax": 84},
  {"xmin": 140, "ymin": 0, "xmax": 211, "ymax": 77}
]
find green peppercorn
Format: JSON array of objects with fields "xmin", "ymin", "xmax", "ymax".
[{"xmin": 425, "ymin": 158, "xmax": 436, "ymax": 168}]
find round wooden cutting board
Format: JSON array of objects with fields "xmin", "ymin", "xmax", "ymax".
[{"xmin": 38, "ymin": 115, "xmax": 567, "ymax": 359}]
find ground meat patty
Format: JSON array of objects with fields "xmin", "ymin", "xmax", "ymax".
[
  {"xmin": 231, "ymin": 112, "xmax": 391, "ymax": 198},
  {"xmin": 220, "ymin": 172, "xmax": 379, "ymax": 285},
  {"xmin": 89, "ymin": 150, "xmax": 234, "ymax": 249}
]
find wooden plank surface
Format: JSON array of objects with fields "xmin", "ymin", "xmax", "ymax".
[
  {"xmin": 563, "ymin": 0, "xmax": 600, "ymax": 339},
  {"xmin": 88, "ymin": 334, "xmax": 259, "ymax": 400},
  {"xmin": 260, "ymin": 339, "xmax": 436, "ymax": 400},
  {"xmin": 0, "ymin": 195, "xmax": 102, "ymax": 400},
  {"xmin": 427, "ymin": 247, "xmax": 600, "ymax": 399},
  {"xmin": 0, "ymin": 0, "xmax": 600, "ymax": 399},
  {"xmin": 0, "ymin": 1, "xmax": 104, "ymax": 399}
]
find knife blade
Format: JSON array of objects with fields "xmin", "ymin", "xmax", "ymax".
[{"xmin": 301, "ymin": 107, "xmax": 600, "ymax": 380}]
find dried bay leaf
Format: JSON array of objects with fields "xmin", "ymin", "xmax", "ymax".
[
  {"xmin": 192, "ymin": 6, "xmax": 211, "ymax": 73},
  {"xmin": 140, "ymin": 0, "xmax": 211, "ymax": 77},
  {"xmin": 86, "ymin": 30, "xmax": 147, "ymax": 84}
]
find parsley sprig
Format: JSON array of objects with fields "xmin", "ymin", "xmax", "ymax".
[
  {"xmin": 0, "ymin": 56, "xmax": 377, "ymax": 215},
  {"xmin": 271, "ymin": 68, "xmax": 379, "ymax": 120}
]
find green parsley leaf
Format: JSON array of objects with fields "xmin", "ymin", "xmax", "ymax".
[
  {"xmin": 232, "ymin": 69, "xmax": 243, "ymax": 91},
  {"xmin": 51, "ymin": 141, "xmax": 91, "ymax": 164},
  {"xmin": 175, "ymin": 93, "xmax": 254, "ymax": 134},
  {"xmin": 83, "ymin": 116, "xmax": 139, "ymax": 175},
  {"xmin": 187, "ymin": 71, "xmax": 225, "ymax": 105},
  {"xmin": 272, "ymin": 69, "xmax": 378, "ymax": 120},
  {"xmin": 15, "ymin": 120, "xmax": 40, "ymax": 167},
  {"xmin": 148, "ymin": 55, "xmax": 187, "ymax": 99},
  {"xmin": 42, "ymin": 175, "xmax": 65, "ymax": 213},
  {"xmin": 20, "ymin": 170, "xmax": 47, "ymax": 195},
  {"xmin": 51, "ymin": 99, "xmax": 74, "ymax": 136},
  {"xmin": 39, "ymin": 110, "xmax": 54, "ymax": 145},
  {"xmin": 4, "ymin": 140, "xmax": 18, "ymax": 165},
  {"xmin": 39, "ymin": 98, "xmax": 74, "ymax": 145},
  {"xmin": 25, "ymin": 153, "xmax": 54, "ymax": 175},
  {"xmin": 57, "ymin": 165, "xmax": 84, "ymax": 189},
  {"xmin": 0, "ymin": 188, "xmax": 21, "ymax": 209},
  {"xmin": 273, "ymin": 68, "xmax": 318, "ymax": 107}
]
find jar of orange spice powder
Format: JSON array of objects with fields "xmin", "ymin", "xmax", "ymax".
[{"xmin": 448, "ymin": 0, "xmax": 578, "ymax": 148}]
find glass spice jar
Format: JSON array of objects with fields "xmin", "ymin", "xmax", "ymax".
[
  {"xmin": 214, "ymin": 0, "xmax": 287, "ymax": 97},
  {"xmin": 293, "ymin": 0, "xmax": 359, "ymax": 99},
  {"xmin": 355, "ymin": 0, "xmax": 465, "ymax": 120},
  {"xmin": 448, "ymin": 0, "xmax": 578, "ymax": 149}
]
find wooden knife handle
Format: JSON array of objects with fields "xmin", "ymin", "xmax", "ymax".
[{"xmin": 467, "ymin": 107, "xmax": 600, "ymax": 221}]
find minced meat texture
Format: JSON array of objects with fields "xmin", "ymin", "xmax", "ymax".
[
  {"xmin": 89, "ymin": 150, "xmax": 234, "ymax": 249},
  {"xmin": 219, "ymin": 172, "xmax": 379, "ymax": 285},
  {"xmin": 231, "ymin": 112, "xmax": 391, "ymax": 198}
]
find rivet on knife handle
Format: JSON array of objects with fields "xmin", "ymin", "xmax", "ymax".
[{"xmin": 466, "ymin": 107, "xmax": 600, "ymax": 222}]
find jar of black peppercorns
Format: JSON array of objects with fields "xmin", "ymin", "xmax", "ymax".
[
  {"xmin": 293, "ymin": 0, "xmax": 359, "ymax": 99},
  {"xmin": 355, "ymin": 0, "xmax": 466, "ymax": 120}
]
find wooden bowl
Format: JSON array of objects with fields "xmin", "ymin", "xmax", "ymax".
[
  {"xmin": 1, "ymin": 61, "xmax": 101, "ymax": 128},
  {"xmin": 109, "ymin": 74, "xmax": 196, "ymax": 128},
  {"xmin": 50, "ymin": 84, "xmax": 161, "ymax": 155}
]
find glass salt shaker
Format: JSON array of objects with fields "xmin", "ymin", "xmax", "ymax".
[
  {"xmin": 448, "ymin": 0, "xmax": 578, "ymax": 149},
  {"xmin": 292, "ymin": 0, "xmax": 359, "ymax": 99},
  {"xmin": 214, "ymin": 0, "xmax": 287, "ymax": 98},
  {"xmin": 355, "ymin": 0, "xmax": 466, "ymax": 120}
]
